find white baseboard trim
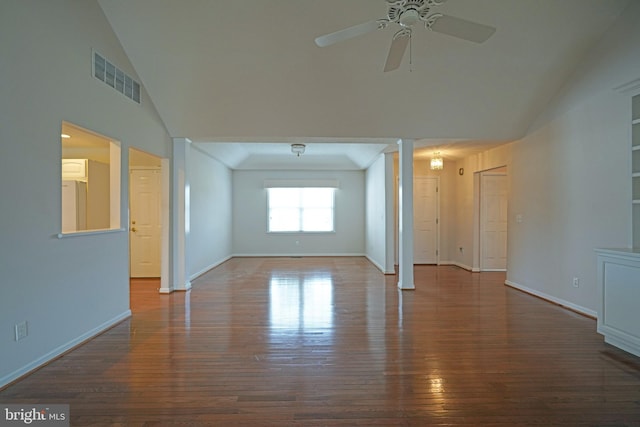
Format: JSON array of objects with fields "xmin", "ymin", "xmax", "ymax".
[
  {"xmin": 232, "ymin": 253, "xmax": 366, "ymax": 258},
  {"xmin": 159, "ymin": 281, "xmax": 193, "ymax": 294},
  {"xmin": 189, "ymin": 255, "xmax": 233, "ymax": 282},
  {"xmin": 176, "ymin": 281, "xmax": 192, "ymax": 291},
  {"xmin": 504, "ymin": 280, "xmax": 597, "ymax": 318},
  {"xmin": 439, "ymin": 261, "xmax": 475, "ymax": 272},
  {"xmin": 365, "ymin": 255, "xmax": 395, "ymax": 275},
  {"xmin": 0, "ymin": 310, "xmax": 131, "ymax": 389}
]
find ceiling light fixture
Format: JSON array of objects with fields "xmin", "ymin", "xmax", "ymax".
[
  {"xmin": 291, "ymin": 143, "xmax": 306, "ymax": 157},
  {"xmin": 61, "ymin": 134, "xmax": 71, "ymax": 139},
  {"xmin": 430, "ymin": 152, "xmax": 443, "ymax": 170}
]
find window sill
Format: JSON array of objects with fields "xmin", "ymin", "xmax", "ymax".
[
  {"xmin": 267, "ymin": 231, "xmax": 336, "ymax": 234},
  {"xmin": 57, "ymin": 228, "xmax": 126, "ymax": 239}
]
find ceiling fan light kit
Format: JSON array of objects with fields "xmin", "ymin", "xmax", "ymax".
[{"xmin": 315, "ymin": 0, "xmax": 496, "ymax": 72}]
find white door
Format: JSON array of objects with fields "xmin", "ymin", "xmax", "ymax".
[
  {"xmin": 130, "ymin": 169, "xmax": 161, "ymax": 277},
  {"xmin": 414, "ymin": 177, "xmax": 439, "ymax": 264},
  {"xmin": 480, "ymin": 173, "xmax": 508, "ymax": 271}
]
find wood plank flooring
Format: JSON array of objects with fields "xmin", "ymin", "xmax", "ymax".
[{"xmin": 2, "ymin": 257, "xmax": 640, "ymax": 426}]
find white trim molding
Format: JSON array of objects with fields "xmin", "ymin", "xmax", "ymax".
[
  {"xmin": 366, "ymin": 255, "xmax": 396, "ymax": 275},
  {"xmin": 595, "ymin": 248, "xmax": 640, "ymax": 358},
  {"xmin": 505, "ymin": 280, "xmax": 597, "ymax": 318},
  {"xmin": 439, "ymin": 261, "xmax": 476, "ymax": 272},
  {"xmin": 614, "ymin": 77, "xmax": 640, "ymax": 95},
  {"xmin": 189, "ymin": 255, "xmax": 233, "ymax": 282},
  {"xmin": 232, "ymin": 253, "xmax": 367, "ymax": 258},
  {"xmin": 0, "ymin": 310, "xmax": 131, "ymax": 389}
]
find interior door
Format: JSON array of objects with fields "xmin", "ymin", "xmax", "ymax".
[
  {"xmin": 480, "ymin": 173, "xmax": 508, "ymax": 271},
  {"xmin": 130, "ymin": 168, "xmax": 161, "ymax": 277},
  {"xmin": 413, "ymin": 176, "xmax": 438, "ymax": 264}
]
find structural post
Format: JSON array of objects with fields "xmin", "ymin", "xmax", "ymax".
[
  {"xmin": 397, "ymin": 139, "xmax": 415, "ymax": 290},
  {"xmin": 384, "ymin": 152, "xmax": 396, "ymax": 274},
  {"xmin": 171, "ymin": 137, "xmax": 192, "ymax": 292}
]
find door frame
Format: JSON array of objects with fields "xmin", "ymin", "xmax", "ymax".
[
  {"xmin": 413, "ymin": 176, "xmax": 440, "ymax": 264},
  {"xmin": 128, "ymin": 149, "xmax": 170, "ymax": 294},
  {"xmin": 473, "ymin": 166, "xmax": 508, "ymax": 272},
  {"xmin": 395, "ymin": 175, "xmax": 441, "ymax": 265}
]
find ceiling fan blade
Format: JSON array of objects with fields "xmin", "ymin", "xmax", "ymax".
[
  {"xmin": 315, "ymin": 20, "xmax": 382, "ymax": 47},
  {"xmin": 428, "ymin": 14, "xmax": 496, "ymax": 43},
  {"xmin": 383, "ymin": 29, "xmax": 411, "ymax": 73}
]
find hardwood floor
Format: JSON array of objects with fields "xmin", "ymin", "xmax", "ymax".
[{"xmin": 2, "ymin": 257, "xmax": 640, "ymax": 426}]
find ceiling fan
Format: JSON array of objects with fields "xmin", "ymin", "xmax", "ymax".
[{"xmin": 314, "ymin": 0, "xmax": 496, "ymax": 72}]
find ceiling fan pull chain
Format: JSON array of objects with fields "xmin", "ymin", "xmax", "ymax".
[{"xmin": 409, "ymin": 31, "xmax": 413, "ymax": 72}]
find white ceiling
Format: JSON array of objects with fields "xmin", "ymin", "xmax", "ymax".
[{"xmin": 98, "ymin": 0, "xmax": 630, "ymax": 170}]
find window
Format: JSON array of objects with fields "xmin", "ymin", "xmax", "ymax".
[{"xmin": 268, "ymin": 188, "xmax": 335, "ymax": 232}]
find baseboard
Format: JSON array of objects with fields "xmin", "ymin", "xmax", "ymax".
[
  {"xmin": 0, "ymin": 310, "xmax": 131, "ymax": 390},
  {"xmin": 439, "ymin": 261, "xmax": 475, "ymax": 272},
  {"xmin": 365, "ymin": 255, "xmax": 395, "ymax": 275},
  {"xmin": 232, "ymin": 253, "xmax": 367, "ymax": 258},
  {"xmin": 504, "ymin": 280, "xmax": 597, "ymax": 318},
  {"xmin": 189, "ymin": 255, "xmax": 233, "ymax": 281}
]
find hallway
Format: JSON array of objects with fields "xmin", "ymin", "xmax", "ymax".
[{"xmin": 2, "ymin": 258, "xmax": 639, "ymax": 425}]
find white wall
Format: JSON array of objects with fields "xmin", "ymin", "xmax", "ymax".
[
  {"xmin": 507, "ymin": 89, "xmax": 629, "ymax": 315},
  {"xmin": 413, "ymin": 158, "xmax": 458, "ymax": 265},
  {"xmin": 188, "ymin": 146, "xmax": 233, "ymax": 279},
  {"xmin": 504, "ymin": 1, "xmax": 640, "ymax": 315},
  {"xmin": 392, "ymin": 156, "xmax": 458, "ymax": 267},
  {"xmin": 453, "ymin": 145, "xmax": 512, "ymax": 271},
  {"xmin": 365, "ymin": 155, "xmax": 388, "ymax": 272},
  {"xmin": 232, "ymin": 170, "xmax": 365, "ymax": 256},
  {"xmin": 0, "ymin": 1, "xmax": 171, "ymax": 387},
  {"xmin": 452, "ymin": 1, "xmax": 640, "ymax": 315}
]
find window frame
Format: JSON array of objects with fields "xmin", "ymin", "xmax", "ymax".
[{"xmin": 60, "ymin": 121, "xmax": 121, "ymax": 236}]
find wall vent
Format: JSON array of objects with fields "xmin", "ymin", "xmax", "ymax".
[{"xmin": 93, "ymin": 50, "xmax": 141, "ymax": 104}]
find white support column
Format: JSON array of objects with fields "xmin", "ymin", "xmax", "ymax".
[
  {"xmin": 171, "ymin": 137, "xmax": 192, "ymax": 292},
  {"xmin": 159, "ymin": 158, "xmax": 171, "ymax": 294},
  {"xmin": 384, "ymin": 152, "xmax": 396, "ymax": 274},
  {"xmin": 397, "ymin": 139, "xmax": 415, "ymax": 290}
]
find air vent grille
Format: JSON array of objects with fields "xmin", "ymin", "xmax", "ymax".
[{"xmin": 93, "ymin": 51, "xmax": 141, "ymax": 104}]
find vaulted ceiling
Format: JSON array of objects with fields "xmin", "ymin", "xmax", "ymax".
[{"xmin": 98, "ymin": 0, "xmax": 629, "ymax": 169}]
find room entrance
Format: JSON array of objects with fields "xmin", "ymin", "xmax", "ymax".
[
  {"xmin": 476, "ymin": 168, "xmax": 508, "ymax": 271},
  {"xmin": 129, "ymin": 148, "xmax": 169, "ymax": 289}
]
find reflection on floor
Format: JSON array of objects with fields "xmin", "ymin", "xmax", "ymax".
[{"xmin": 2, "ymin": 257, "xmax": 640, "ymax": 425}]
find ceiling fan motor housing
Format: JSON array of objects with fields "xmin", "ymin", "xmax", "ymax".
[{"xmin": 386, "ymin": 0, "xmax": 446, "ymax": 27}]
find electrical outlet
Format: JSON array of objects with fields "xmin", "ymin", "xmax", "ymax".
[
  {"xmin": 572, "ymin": 277, "xmax": 580, "ymax": 288},
  {"xmin": 15, "ymin": 321, "xmax": 28, "ymax": 341}
]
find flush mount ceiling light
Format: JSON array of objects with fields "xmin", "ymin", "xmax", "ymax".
[
  {"xmin": 61, "ymin": 134, "xmax": 71, "ymax": 139},
  {"xmin": 291, "ymin": 143, "xmax": 306, "ymax": 157},
  {"xmin": 430, "ymin": 152, "xmax": 443, "ymax": 170}
]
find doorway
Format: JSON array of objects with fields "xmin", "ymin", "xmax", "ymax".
[
  {"xmin": 475, "ymin": 168, "xmax": 508, "ymax": 272},
  {"xmin": 129, "ymin": 148, "xmax": 169, "ymax": 291},
  {"xmin": 413, "ymin": 176, "xmax": 439, "ymax": 264},
  {"xmin": 394, "ymin": 175, "xmax": 441, "ymax": 266}
]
